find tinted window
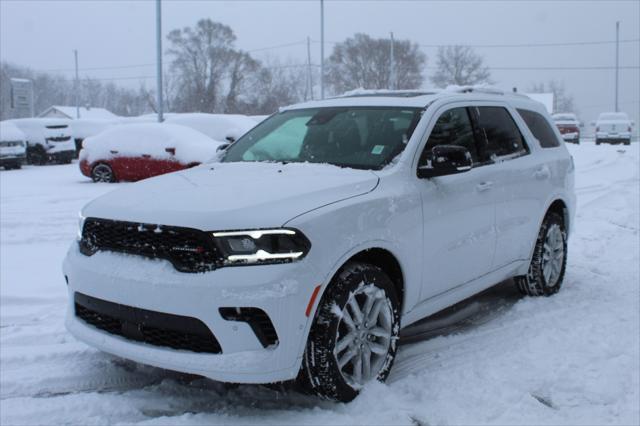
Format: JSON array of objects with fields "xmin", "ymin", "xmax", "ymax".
[
  {"xmin": 420, "ymin": 107, "xmax": 478, "ymax": 165},
  {"xmin": 518, "ymin": 109, "xmax": 561, "ymax": 148},
  {"xmin": 473, "ymin": 107, "xmax": 527, "ymax": 159}
]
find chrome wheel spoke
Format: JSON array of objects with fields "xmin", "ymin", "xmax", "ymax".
[
  {"xmin": 336, "ymin": 332, "xmax": 356, "ymax": 354},
  {"xmin": 368, "ymin": 326, "xmax": 389, "ymax": 338},
  {"xmin": 361, "ymin": 345, "xmax": 372, "ymax": 381},
  {"xmin": 338, "ymin": 347, "xmax": 358, "ymax": 369},
  {"xmin": 341, "ymin": 308, "xmax": 357, "ymax": 332},
  {"xmin": 348, "ymin": 297, "xmax": 364, "ymax": 324},
  {"xmin": 367, "ymin": 299, "xmax": 383, "ymax": 325},
  {"xmin": 369, "ymin": 342, "xmax": 388, "ymax": 355},
  {"xmin": 352, "ymin": 351, "xmax": 363, "ymax": 384}
]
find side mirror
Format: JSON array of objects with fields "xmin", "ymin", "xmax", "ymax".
[
  {"xmin": 417, "ymin": 145, "xmax": 473, "ymax": 179},
  {"xmin": 216, "ymin": 143, "xmax": 230, "ymax": 152},
  {"xmin": 225, "ymin": 135, "xmax": 236, "ymax": 143}
]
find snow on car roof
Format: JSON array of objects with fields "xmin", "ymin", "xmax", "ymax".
[
  {"xmin": 282, "ymin": 87, "xmax": 536, "ymax": 111},
  {"xmin": 80, "ymin": 122, "xmax": 223, "ymax": 165},
  {"xmin": 165, "ymin": 113, "xmax": 256, "ymax": 142},
  {"xmin": 0, "ymin": 120, "xmax": 26, "ymax": 141}
]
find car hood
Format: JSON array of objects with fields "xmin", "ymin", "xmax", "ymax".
[{"xmin": 82, "ymin": 162, "xmax": 379, "ymax": 230}]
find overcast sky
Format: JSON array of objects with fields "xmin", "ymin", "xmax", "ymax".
[{"xmin": 1, "ymin": 0, "xmax": 639, "ymax": 123}]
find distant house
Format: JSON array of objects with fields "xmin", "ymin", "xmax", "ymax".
[{"xmin": 39, "ymin": 106, "xmax": 118, "ymax": 120}]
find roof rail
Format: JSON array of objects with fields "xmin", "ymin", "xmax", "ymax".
[{"xmin": 444, "ymin": 85, "xmax": 530, "ymax": 99}]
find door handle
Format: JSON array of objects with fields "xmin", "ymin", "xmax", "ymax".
[
  {"xmin": 476, "ymin": 181, "xmax": 493, "ymax": 192},
  {"xmin": 534, "ymin": 166, "xmax": 551, "ymax": 180}
]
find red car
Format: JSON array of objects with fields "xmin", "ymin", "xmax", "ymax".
[
  {"xmin": 552, "ymin": 113, "xmax": 581, "ymax": 144},
  {"xmin": 79, "ymin": 123, "xmax": 222, "ymax": 182}
]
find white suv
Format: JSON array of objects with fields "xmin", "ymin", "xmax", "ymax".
[{"xmin": 63, "ymin": 88, "xmax": 575, "ymax": 402}]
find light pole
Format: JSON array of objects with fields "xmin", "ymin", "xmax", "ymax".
[
  {"xmin": 320, "ymin": 0, "xmax": 325, "ymax": 99},
  {"xmin": 389, "ymin": 32, "xmax": 396, "ymax": 90},
  {"xmin": 156, "ymin": 0, "xmax": 164, "ymax": 122},
  {"xmin": 615, "ymin": 21, "xmax": 620, "ymax": 112},
  {"xmin": 74, "ymin": 50, "xmax": 80, "ymax": 119}
]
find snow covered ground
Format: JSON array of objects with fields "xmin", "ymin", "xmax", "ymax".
[{"xmin": 1, "ymin": 142, "xmax": 638, "ymax": 425}]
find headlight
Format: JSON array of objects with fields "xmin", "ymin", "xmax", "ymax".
[
  {"xmin": 77, "ymin": 213, "xmax": 86, "ymax": 241},
  {"xmin": 212, "ymin": 229, "xmax": 310, "ymax": 266}
]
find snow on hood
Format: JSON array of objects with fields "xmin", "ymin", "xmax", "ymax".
[
  {"xmin": 80, "ymin": 123, "xmax": 223, "ymax": 165},
  {"xmin": 0, "ymin": 121, "xmax": 26, "ymax": 141},
  {"xmin": 82, "ymin": 161, "xmax": 379, "ymax": 230}
]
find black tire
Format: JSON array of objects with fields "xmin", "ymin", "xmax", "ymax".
[
  {"xmin": 595, "ymin": 139, "xmax": 601, "ymax": 145},
  {"xmin": 515, "ymin": 212, "xmax": 567, "ymax": 297},
  {"xmin": 298, "ymin": 262, "xmax": 400, "ymax": 402},
  {"xmin": 624, "ymin": 139, "xmax": 631, "ymax": 146},
  {"xmin": 27, "ymin": 145, "xmax": 47, "ymax": 165},
  {"xmin": 91, "ymin": 163, "xmax": 116, "ymax": 183}
]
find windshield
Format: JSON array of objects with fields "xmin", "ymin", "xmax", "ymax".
[
  {"xmin": 222, "ymin": 107, "xmax": 423, "ymax": 170},
  {"xmin": 599, "ymin": 113, "xmax": 628, "ymax": 121}
]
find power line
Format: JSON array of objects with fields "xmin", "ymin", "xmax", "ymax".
[{"xmin": 313, "ymin": 38, "xmax": 640, "ymax": 48}]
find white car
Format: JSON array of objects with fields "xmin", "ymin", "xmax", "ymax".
[
  {"xmin": 8, "ymin": 118, "xmax": 76, "ymax": 164},
  {"xmin": 594, "ymin": 112, "xmax": 634, "ymax": 145},
  {"xmin": 63, "ymin": 88, "xmax": 576, "ymax": 402},
  {"xmin": 0, "ymin": 121, "xmax": 27, "ymax": 169}
]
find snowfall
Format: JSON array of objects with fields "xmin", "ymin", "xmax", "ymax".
[{"xmin": 1, "ymin": 142, "xmax": 638, "ymax": 425}]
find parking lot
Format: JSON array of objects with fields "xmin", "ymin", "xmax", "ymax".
[{"xmin": 1, "ymin": 141, "xmax": 639, "ymax": 425}]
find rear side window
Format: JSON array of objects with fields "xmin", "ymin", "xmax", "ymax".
[
  {"xmin": 421, "ymin": 107, "xmax": 479, "ymax": 164},
  {"xmin": 518, "ymin": 109, "xmax": 561, "ymax": 148},
  {"xmin": 473, "ymin": 107, "xmax": 527, "ymax": 159}
]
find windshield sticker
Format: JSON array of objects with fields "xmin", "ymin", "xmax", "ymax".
[{"xmin": 371, "ymin": 145, "xmax": 385, "ymax": 155}]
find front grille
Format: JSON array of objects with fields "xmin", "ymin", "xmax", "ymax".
[
  {"xmin": 80, "ymin": 218, "xmax": 221, "ymax": 273},
  {"xmin": 75, "ymin": 292, "xmax": 222, "ymax": 353},
  {"xmin": 46, "ymin": 136, "xmax": 71, "ymax": 142}
]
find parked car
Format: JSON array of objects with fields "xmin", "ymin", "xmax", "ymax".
[
  {"xmin": 64, "ymin": 88, "xmax": 575, "ymax": 402},
  {"xmin": 552, "ymin": 113, "xmax": 581, "ymax": 144},
  {"xmin": 0, "ymin": 121, "xmax": 27, "ymax": 169},
  {"xmin": 8, "ymin": 118, "xmax": 75, "ymax": 165},
  {"xmin": 70, "ymin": 119, "xmax": 116, "ymax": 158},
  {"xmin": 79, "ymin": 123, "xmax": 222, "ymax": 182},
  {"xmin": 594, "ymin": 112, "xmax": 634, "ymax": 145},
  {"xmin": 165, "ymin": 113, "xmax": 257, "ymax": 143}
]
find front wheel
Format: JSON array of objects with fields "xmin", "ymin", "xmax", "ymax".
[
  {"xmin": 91, "ymin": 163, "xmax": 116, "ymax": 183},
  {"xmin": 515, "ymin": 212, "xmax": 567, "ymax": 296},
  {"xmin": 299, "ymin": 262, "xmax": 400, "ymax": 402}
]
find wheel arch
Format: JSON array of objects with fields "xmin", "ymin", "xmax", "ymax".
[{"xmin": 318, "ymin": 246, "xmax": 406, "ymax": 316}]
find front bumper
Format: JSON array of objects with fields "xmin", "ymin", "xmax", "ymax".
[
  {"xmin": 63, "ymin": 244, "xmax": 323, "ymax": 383},
  {"xmin": 561, "ymin": 132, "xmax": 579, "ymax": 142},
  {"xmin": 0, "ymin": 153, "xmax": 26, "ymax": 165},
  {"xmin": 596, "ymin": 132, "xmax": 631, "ymax": 143},
  {"xmin": 47, "ymin": 149, "xmax": 75, "ymax": 162}
]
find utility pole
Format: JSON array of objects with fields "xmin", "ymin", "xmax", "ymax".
[
  {"xmin": 320, "ymin": 0, "xmax": 325, "ymax": 99},
  {"xmin": 74, "ymin": 50, "xmax": 80, "ymax": 119},
  {"xmin": 306, "ymin": 36, "xmax": 313, "ymax": 100},
  {"xmin": 155, "ymin": 0, "xmax": 164, "ymax": 122},
  {"xmin": 389, "ymin": 32, "xmax": 396, "ymax": 90},
  {"xmin": 615, "ymin": 21, "xmax": 620, "ymax": 112}
]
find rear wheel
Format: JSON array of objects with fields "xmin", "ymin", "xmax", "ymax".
[
  {"xmin": 515, "ymin": 212, "xmax": 567, "ymax": 296},
  {"xmin": 595, "ymin": 139, "xmax": 601, "ymax": 145},
  {"xmin": 299, "ymin": 262, "xmax": 400, "ymax": 402},
  {"xmin": 91, "ymin": 163, "xmax": 115, "ymax": 183},
  {"xmin": 624, "ymin": 139, "xmax": 631, "ymax": 146},
  {"xmin": 27, "ymin": 145, "xmax": 47, "ymax": 165}
]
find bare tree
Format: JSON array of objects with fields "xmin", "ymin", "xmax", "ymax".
[
  {"xmin": 529, "ymin": 80, "xmax": 575, "ymax": 113},
  {"xmin": 325, "ymin": 33, "xmax": 426, "ymax": 94},
  {"xmin": 430, "ymin": 45, "xmax": 492, "ymax": 88}
]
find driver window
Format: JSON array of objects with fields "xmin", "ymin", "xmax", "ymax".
[{"xmin": 419, "ymin": 107, "xmax": 479, "ymax": 166}]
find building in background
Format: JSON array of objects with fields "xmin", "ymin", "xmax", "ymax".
[{"xmin": 38, "ymin": 105, "xmax": 118, "ymax": 120}]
